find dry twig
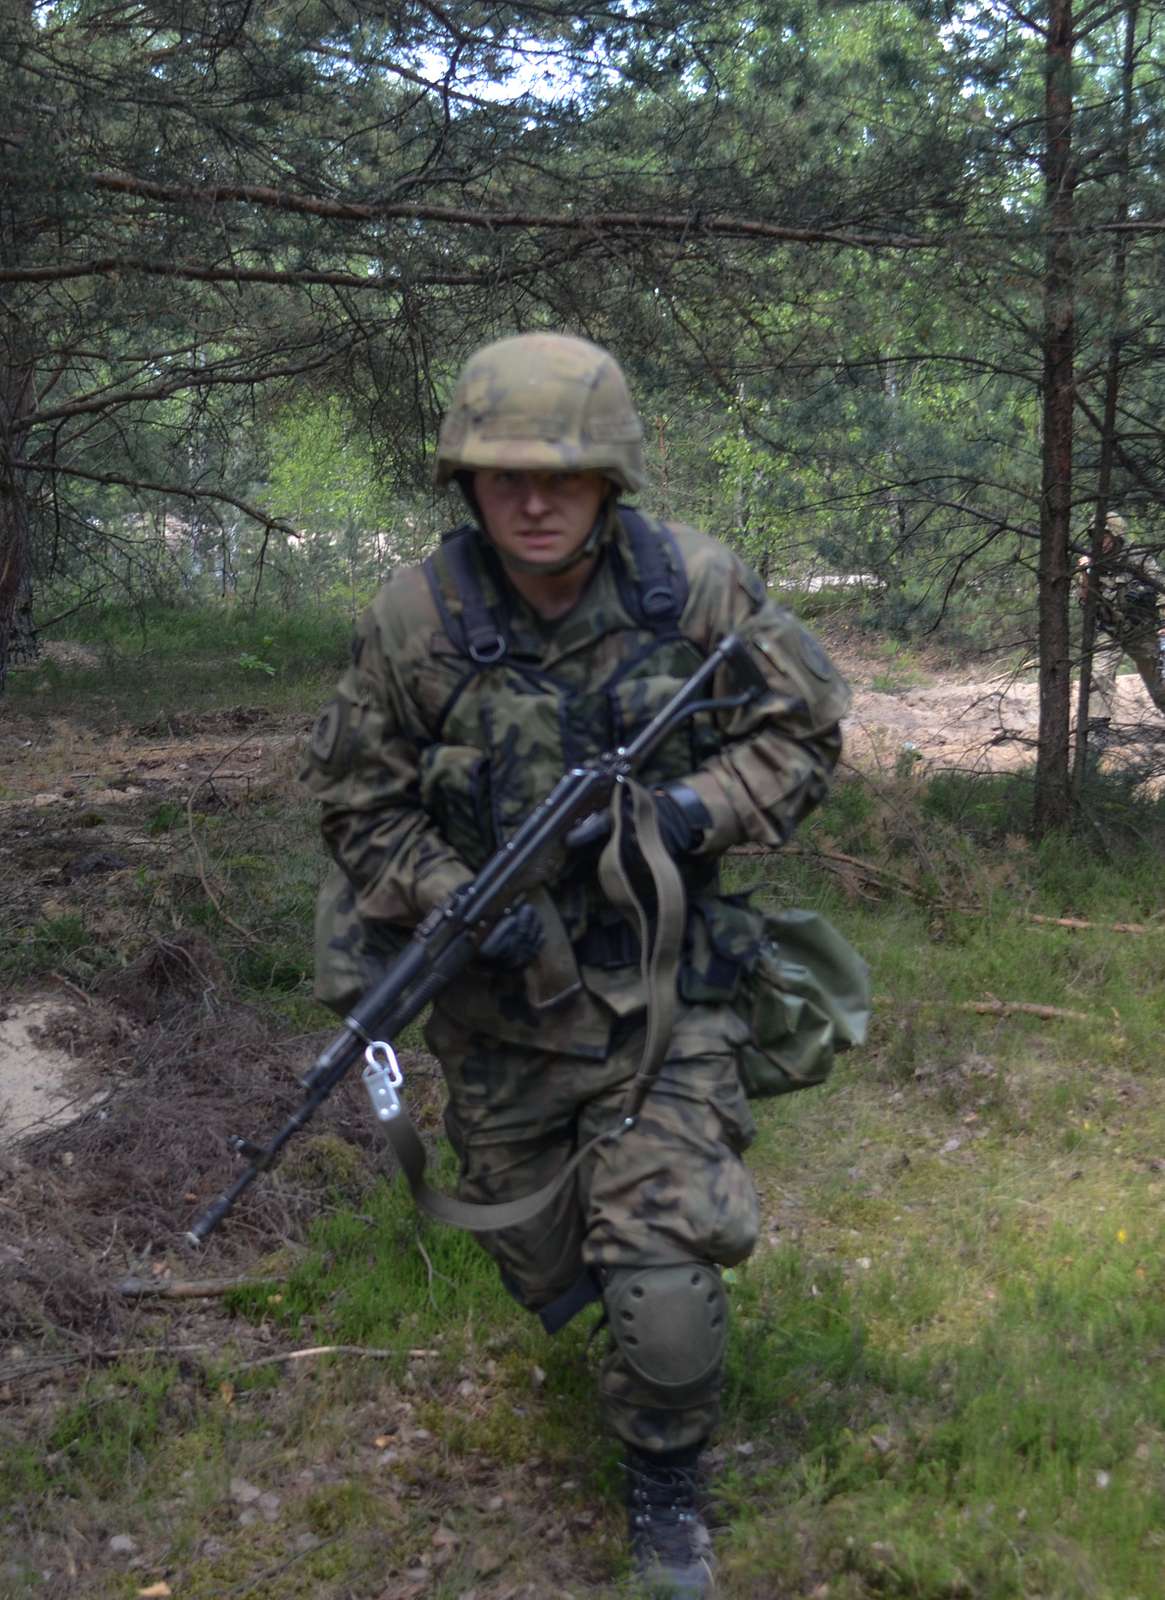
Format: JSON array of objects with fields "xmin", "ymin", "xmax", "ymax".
[
  {"xmin": 0, "ymin": 1343, "xmax": 208, "ymax": 1390},
  {"xmin": 229, "ymin": 1343, "xmax": 402, "ymax": 1373}
]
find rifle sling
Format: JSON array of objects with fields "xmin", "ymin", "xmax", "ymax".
[
  {"xmin": 380, "ymin": 779, "xmax": 686, "ymax": 1234},
  {"xmin": 598, "ymin": 778, "xmax": 686, "ymax": 1125}
]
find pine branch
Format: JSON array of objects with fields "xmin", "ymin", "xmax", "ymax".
[
  {"xmin": 87, "ymin": 173, "xmax": 934, "ymax": 250},
  {"xmin": 14, "ymin": 459, "xmax": 296, "ymax": 536}
]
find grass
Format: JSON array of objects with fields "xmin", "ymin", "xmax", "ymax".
[
  {"xmin": 6, "ymin": 609, "xmax": 1165, "ymax": 1595},
  {"xmin": 8, "ymin": 602, "xmax": 351, "ymax": 724},
  {"xmin": 13, "ymin": 828, "xmax": 1165, "ymax": 1595}
]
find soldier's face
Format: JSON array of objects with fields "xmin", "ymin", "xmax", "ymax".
[{"xmin": 473, "ymin": 469, "xmax": 609, "ymax": 568}]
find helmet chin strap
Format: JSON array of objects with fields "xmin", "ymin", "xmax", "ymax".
[{"xmin": 458, "ymin": 478, "xmax": 616, "ymax": 577}]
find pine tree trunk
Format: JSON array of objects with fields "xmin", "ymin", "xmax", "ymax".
[
  {"xmin": 1034, "ymin": 0, "xmax": 1076, "ymax": 835},
  {"xmin": 0, "ymin": 358, "xmax": 36, "ymax": 692},
  {"xmin": 1071, "ymin": 1, "xmax": 1141, "ymax": 794}
]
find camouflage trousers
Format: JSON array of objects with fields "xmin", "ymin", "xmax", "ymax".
[
  {"xmin": 1091, "ymin": 638, "xmax": 1125, "ymax": 723},
  {"xmin": 425, "ymin": 1000, "xmax": 759, "ymax": 1454}
]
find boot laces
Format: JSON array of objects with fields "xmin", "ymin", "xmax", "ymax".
[{"xmin": 627, "ymin": 1460, "xmax": 705, "ymax": 1567}]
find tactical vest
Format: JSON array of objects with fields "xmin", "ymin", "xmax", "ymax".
[{"xmin": 416, "ymin": 508, "xmax": 725, "ymax": 963}]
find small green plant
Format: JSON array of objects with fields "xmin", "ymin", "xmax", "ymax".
[
  {"xmin": 147, "ymin": 800, "xmax": 185, "ymax": 833},
  {"xmin": 237, "ymin": 651, "xmax": 276, "ymax": 676},
  {"xmin": 0, "ymin": 912, "xmax": 97, "ymax": 981}
]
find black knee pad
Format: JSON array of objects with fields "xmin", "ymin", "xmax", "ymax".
[{"xmin": 604, "ymin": 1264, "xmax": 727, "ymax": 1396}]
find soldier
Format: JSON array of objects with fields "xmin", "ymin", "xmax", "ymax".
[
  {"xmin": 1077, "ymin": 513, "xmax": 1165, "ymax": 738},
  {"xmin": 302, "ymin": 332, "xmax": 851, "ymax": 1597}
]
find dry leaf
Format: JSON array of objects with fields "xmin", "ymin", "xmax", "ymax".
[{"xmin": 137, "ymin": 1585, "xmax": 172, "ymax": 1598}]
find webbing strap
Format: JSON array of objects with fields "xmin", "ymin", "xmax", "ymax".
[
  {"xmin": 614, "ymin": 507, "xmax": 689, "ymax": 628},
  {"xmin": 435, "ymin": 529, "xmax": 509, "ymax": 663},
  {"xmin": 599, "ymin": 780, "xmax": 687, "ymax": 1123},
  {"xmin": 379, "ymin": 782, "xmax": 686, "ymax": 1234},
  {"xmin": 381, "ymin": 1104, "xmax": 614, "ymax": 1234}
]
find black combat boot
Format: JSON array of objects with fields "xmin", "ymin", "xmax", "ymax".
[{"xmin": 624, "ymin": 1445, "xmax": 714, "ymax": 1597}]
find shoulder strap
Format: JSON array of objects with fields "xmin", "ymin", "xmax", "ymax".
[
  {"xmin": 423, "ymin": 525, "xmax": 509, "ymax": 664},
  {"xmin": 614, "ymin": 506, "xmax": 689, "ymax": 632},
  {"xmin": 426, "ymin": 510, "xmax": 690, "ymax": 658}
]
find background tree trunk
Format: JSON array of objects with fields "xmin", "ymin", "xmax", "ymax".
[
  {"xmin": 0, "ymin": 358, "xmax": 36, "ymax": 690},
  {"xmin": 1071, "ymin": 0, "xmax": 1141, "ymax": 795},
  {"xmin": 1034, "ymin": 0, "xmax": 1077, "ymax": 835}
]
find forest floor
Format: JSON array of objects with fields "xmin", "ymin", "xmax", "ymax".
[{"xmin": 3, "ymin": 626, "xmax": 1165, "ymax": 1599}]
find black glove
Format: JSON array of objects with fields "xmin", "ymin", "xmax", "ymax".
[
  {"xmin": 565, "ymin": 783, "xmax": 711, "ymax": 859},
  {"xmin": 478, "ymin": 901, "xmax": 545, "ymax": 969}
]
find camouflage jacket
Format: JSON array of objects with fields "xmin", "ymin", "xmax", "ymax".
[
  {"xmin": 302, "ymin": 512, "xmax": 851, "ymax": 1052},
  {"xmin": 1092, "ymin": 548, "xmax": 1164, "ymax": 641}
]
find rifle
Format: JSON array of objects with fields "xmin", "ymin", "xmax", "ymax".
[{"xmin": 187, "ymin": 633, "xmax": 761, "ymax": 1245}]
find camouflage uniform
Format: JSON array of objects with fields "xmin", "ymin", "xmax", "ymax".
[
  {"xmin": 1083, "ymin": 530, "xmax": 1165, "ymax": 723},
  {"xmin": 302, "ymin": 334, "xmax": 850, "ymax": 1457}
]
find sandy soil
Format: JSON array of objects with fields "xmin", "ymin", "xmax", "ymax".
[{"xmin": 0, "ymin": 1000, "xmax": 101, "ymax": 1140}]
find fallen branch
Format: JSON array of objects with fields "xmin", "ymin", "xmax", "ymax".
[
  {"xmin": 731, "ymin": 840, "xmax": 929, "ymax": 899},
  {"xmin": 880, "ymin": 994, "xmax": 1099, "ymax": 1024},
  {"xmin": 731, "ymin": 846, "xmax": 1159, "ymax": 937},
  {"xmin": 228, "ymin": 1343, "xmax": 403, "ymax": 1373},
  {"xmin": 1025, "ymin": 914, "xmax": 1153, "ymax": 935},
  {"xmin": 957, "ymin": 1000, "xmax": 1095, "ymax": 1023},
  {"xmin": 116, "ymin": 1274, "xmax": 279, "ymax": 1300}
]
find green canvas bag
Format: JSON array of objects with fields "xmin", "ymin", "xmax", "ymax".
[
  {"xmin": 736, "ymin": 907, "xmax": 871, "ymax": 1097},
  {"xmin": 681, "ymin": 898, "xmax": 871, "ymax": 1098}
]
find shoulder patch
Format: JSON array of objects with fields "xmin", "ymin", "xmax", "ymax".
[
  {"xmin": 309, "ymin": 700, "xmax": 344, "ymax": 766},
  {"xmin": 798, "ymin": 630, "xmax": 835, "ymax": 682}
]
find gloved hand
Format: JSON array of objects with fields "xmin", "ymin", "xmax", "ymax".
[
  {"xmin": 565, "ymin": 783, "xmax": 711, "ymax": 859},
  {"xmin": 478, "ymin": 901, "xmax": 545, "ymax": 969}
]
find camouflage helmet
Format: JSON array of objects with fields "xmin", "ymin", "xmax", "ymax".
[
  {"xmin": 1105, "ymin": 512, "xmax": 1127, "ymax": 540},
  {"xmin": 433, "ymin": 332, "xmax": 646, "ymax": 495}
]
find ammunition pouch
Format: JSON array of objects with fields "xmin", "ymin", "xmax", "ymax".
[{"xmin": 573, "ymin": 912, "xmax": 642, "ymax": 970}]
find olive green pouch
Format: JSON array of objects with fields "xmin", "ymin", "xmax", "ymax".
[
  {"xmin": 682, "ymin": 897, "xmax": 870, "ymax": 1098},
  {"xmin": 737, "ymin": 908, "xmax": 870, "ymax": 1096}
]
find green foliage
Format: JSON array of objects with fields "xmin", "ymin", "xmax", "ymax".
[
  {"xmin": 45, "ymin": 1363, "xmax": 185, "ymax": 1499},
  {"xmin": 236, "ymin": 651, "xmax": 276, "ymax": 677},
  {"xmin": 0, "ymin": 912, "xmax": 102, "ymax": 984},
  {"xmin": 233, "ymin": 1160, "xmax": 520, "ymax": 1359},
  {"xmin": 146, "ymin": 801, "xmax": 185, "ymax": 834}
]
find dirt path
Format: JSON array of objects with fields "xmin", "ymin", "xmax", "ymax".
[{"xmin": 847, "ymin": 671, "xmax": 1161, "ymax": 773}]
